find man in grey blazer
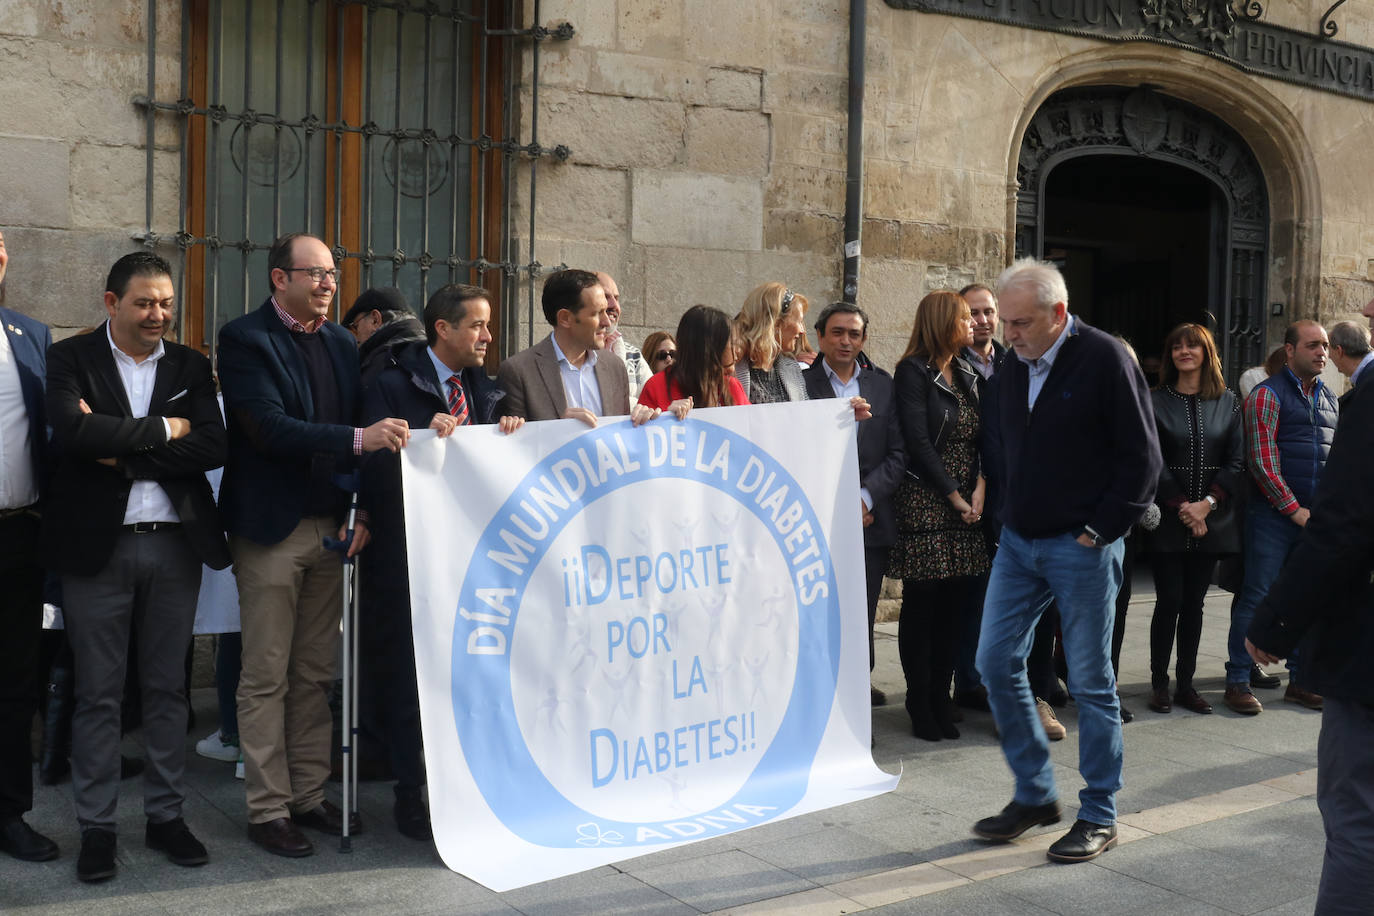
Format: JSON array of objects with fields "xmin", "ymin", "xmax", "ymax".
[{"xmin": 497, "ymin": 269, "xmax": 657, "ymax": 426}]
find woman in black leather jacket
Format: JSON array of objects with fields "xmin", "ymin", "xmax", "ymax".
[
  {"xmin": 1146, "ymin": 323, "xmax": 1244, "ymax": 715},
  {"xmin": 888, "ymin": 290, "xmax": 989, "ymax": 740}
]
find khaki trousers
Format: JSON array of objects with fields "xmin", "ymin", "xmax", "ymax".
[{"xmin": 232, "ymin": 517, "xmax": 342, "ymax": 823}]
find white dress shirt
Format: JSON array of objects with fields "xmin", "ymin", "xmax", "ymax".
[
  {"xmin": 106, "ymin": 324, "xmax": 179, "ymax": 524},
  {"xmin": 821, "ymin": 358, "xmax": 873, "ymax": 511},
  {"xmin": 0, "ymin": 329, "xmax": 37, "ymax": 510},
  {"xmin": 550, "ymin": 333, "xmax": 604, "ymax": 416}
]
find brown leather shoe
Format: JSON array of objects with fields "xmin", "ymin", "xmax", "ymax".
[
  {"xmin": 247, "ymin": 817, "xmax": 313, "ymax": 858},
  {"xmin": 1284, "ymin": 684, "xmax": 1323, "ymax": 710},
  {"xmin": 1036, "ymin": 698, "xmax": 1067, "ymax": 740},
  {"xmin": 1224, "ymin": 684, "xmax": 1262, "ymax": 715},
  {"xmin": 292, "ymin": 799, "xmax": 364, "ymax": 836},
  {"xmin": 1147, "ymin": 686, "xmax": 1172, "ymax": 713}
]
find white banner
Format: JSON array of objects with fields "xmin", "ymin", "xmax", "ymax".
[{"xmin": 401, "ymin": 400, "xmax": 899, "ymax": 891}]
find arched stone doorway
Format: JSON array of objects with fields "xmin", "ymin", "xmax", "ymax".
[{"xmin": 1015, "ymin": 86, "xmax": 1269, "ymax": 381}]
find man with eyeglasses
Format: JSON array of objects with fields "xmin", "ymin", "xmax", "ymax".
[{"xmin": 217, "ymin": 233, "xmax": 410, "ymax": 858}]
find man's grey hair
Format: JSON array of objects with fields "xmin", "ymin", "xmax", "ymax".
[
  {"xmin": 996, "ymin": 257, "xmax": 1068, "ymax": 312},
  {"xmin": 1329, "ymin": 320, "xmax": 1371, "ymax": 358}
]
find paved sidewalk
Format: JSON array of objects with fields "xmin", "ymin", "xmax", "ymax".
[{"xmin": 2, "ymin": 582, "xmax": 1324, "ymax": 915}]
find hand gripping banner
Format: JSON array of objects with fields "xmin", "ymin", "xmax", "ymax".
[{"xmin": 401, "ymin": 400, "xmax": 899, "ymax": 890}]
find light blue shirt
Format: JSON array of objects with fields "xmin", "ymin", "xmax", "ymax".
[
  {"xmin": 821, "ymin": 358, "xmax": 873, "ymax": 511},
  {"xmin": 1018, "ymin": 314, "xmax": 1075, "ymax": 410},
  {"xmin": 427, "ymin": 347, "xmax": 469, "ymax": 420},
  {"xmin": 549, "ymin": 333, "xmax": 604, "ymax": 416},
  {"xmin": 1351, "ymin": 350, "xmax": 1374, "ymax": 389}
]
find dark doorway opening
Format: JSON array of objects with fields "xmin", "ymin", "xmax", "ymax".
[{"xmin": 1042, "ymin": 155, "xmax": 1224, "ymax": 385}]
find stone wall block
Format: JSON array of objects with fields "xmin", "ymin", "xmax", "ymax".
[
  {"xmin": 631, "ymin": 169, "xmax": 762, "ymax": 251},
  {"xmin": 685, "ymin": 108, "xmax": 770, "ymax": 177},
  {"xmin": 539, "ymin": 89, "xmax": 684, "ymax": 169},
  {"xmin": 774, "ymin": 23, "xmax": 848, "ymax": 76},
  {"xmin": 40, "ymin": 2, "xmax": 146, "ymax": 47},
  {"xmin": 763, "ymin": 69, "xmax": 848, "ymax": 117},
  {"xmin": 618, "ymin": 0, "xmax": 684, "ymax": 56},
  {"xmin": 862, "ymin": 218, "xmax": 901, "ymax": 260},
  {"xmin": 71, "ymin": 144, "xmax": 178, "ymax": 231},
  {"xmin": 0, "ymin": 136, "xmax": 70, "ymax": 229},
  {"xmin": 0, "ymin": 4, "xmax": 40, "ymax": 35},
  {"xmin": 534, "ymin": 164, "xmax": 629, "ymax": 243},
  {"xmin": 855, "ymin": 258, "xmax": 927, "ymax": 364},
  {"xmin": 705, "ymin": 67, "xmax": 762, "ymax": 110},
  {"xmin": 683, "ymin": 4, "xmax": 771, "ymax": 69},
  {"xmin": 743, "ymin": 249, "xmax": 839, "ymax": 313},
  {"xmin": 864, "ymin": 160, "xmax": 936, "ymax": 222},
  {"xmin": 771, "ymin": 112, "xmax": 845, "ymax": 171},
  {"xmin": 640, "ymin": 246, "xmax": 751, "ymax": 329},
  {"xmin": 765, "ymin": 210, "xmax": 843, "ymax": 256},
  {"xmin": 527, "ymin": 46, "xmax": 593, "ymax": 91},
  {"xmin": 590, "ymin": 51, "xmax": 700, "ymax": 102},
  {"xmin": 765, "ymin": 163, "xmax": 845, "ymax": 216},
  {"xmin": 539, "ymin": 1, "xmax": 615, "ymax": 49},
  {"xmin": 0, "ymin": 227, "xmax": 144, "ymax": 331}
]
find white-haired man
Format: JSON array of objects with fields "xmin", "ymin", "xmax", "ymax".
[{"xmin": 971, "ymin": 257, "xmax": 1160, "ymax": 863}]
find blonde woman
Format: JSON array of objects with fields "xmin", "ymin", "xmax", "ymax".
[{"xmin": 733, "ymin": 283, "xmax": 810, "ymax": 404}]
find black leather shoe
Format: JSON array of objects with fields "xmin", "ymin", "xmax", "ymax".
[
  {"xmin": 0, "ymin": 817, "xmax": 59, "ymax": 862},
  {"xmin": 77, "ymin": 828, "xmax": 117, "ymax": 882},
  {"xmin": 292, "ymin": 799, "xmax": 364, "ymax": 836},
  {"xmin": 954, "ymin": 687, "xmax": 990, "ymax": 711},
  {"xmin": 973, "ymin": 800, "xmax": 1062, "ymax": 841},
  {"xmin": 145, "ymin": 817, "xmax": 208, "ymax": 866},
  {"xmin": 1250, "ymin": 664, "xmax": 1282, "ymax": 689},
  {"xmin": 394, "ymin": 794, "xmax": 433, "ymax": 841},
  {"xmin": 870, "ymin": 686, "xmax": 887, "ymax": 707},
  {"xmin": 1047, "ymin": 819, "xmax": 1117, "ymax": 862},
  {"xmin": 1119, "ymin": 702, "xmax": 1135, "ymax": 724},
  {"xmin": 247, "ymin": 817, "xmax": 313, "ymax": 858}
]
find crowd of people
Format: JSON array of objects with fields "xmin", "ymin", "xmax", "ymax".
[{"xmin": 1, "ymin": 228, "xmax": 1372, "ymax": 906}]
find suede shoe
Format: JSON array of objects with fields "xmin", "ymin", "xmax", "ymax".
[
  {"xmin": 292, "ymin": 799, "xmax": 364, "ymax": 836},
  {"xmin": 972, "ymin": 800, "xmax": 1062, "ymax": 841},
  {"xmin": 1250, "ymin": 663, "xmax": 1282, "ymax": 689},
  {"xmin": 1284, "ymin": 684, "xmax": 1324, "ymax": 710},
  {"xmin": 394, "ymin": 794, "xmax": 433, "ymax": 841},
  {"xmin": 1047, "ymin": 819, "xmax": 1117, "ymax": 862},
  {"xmin": 1224, "ymin": 684, "xmax": 1262, "ymax": 715},
  {"xmin": 145, "ymin": 817, "xmax": 208, "ymax": 866},
  {"xmin": 247, "ymin": 817, "xmax": 313, "ymax": 858},
  {"xmin": 1174, "ymin": 687, "xmax": 1213, "ymax": 714},
  {"xmin": 0, "ymin": 817, "xmax": 59, "ymax": 862},
  {"xmin": 1147, "ymin": 686, "xmax": 1172, "ymax": 713},
  {"xmin": 76, "ymin": 828, "xmax": 117, "ymax": 882},
  {"xmin": 1036, "ymin": 698, "xmax": 1067, "ymax": 740}
]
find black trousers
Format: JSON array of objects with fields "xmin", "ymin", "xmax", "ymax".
[
  {"xmin": 898, "ymin": 576, "xmax": 977, "ymax": 705},
  {"xmin": 0, "ymin": 512, "xmax": 43, "ymax": 820},
  {"xmin": 1148, "ymin": 551, "xmax": 1219, "ymax": 690},
  {"xmin": 863, "ymin": 546, "xmax": 889, "ymax": 671},
  {"xmin": 359, "ymin": 572, "xmax": 424, "ymax": 797}
]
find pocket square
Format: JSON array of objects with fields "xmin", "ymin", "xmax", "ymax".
[{"xmin": 167, "ymin": 388, "xmax": 189, "ymax": 402}]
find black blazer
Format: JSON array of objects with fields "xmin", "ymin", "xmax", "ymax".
[
  {"xmin": 892, "ymin": 354, "xmax": 982, "ymax": 498},
  {"xmin": 803, "ymin": 358, "xmax": 906, "ymax": 548},
  {"xmin": 217, "ymin": 300, "xmax": 362, "ymax": 546},
  {"xmin": 1249, "ymin": 364, "xmax": 1374, "ymax": 702},
  {"xmin": 1147, "ymin": 387, "xmax": 1245, "ymax": 554},
  {"xmin": 1, "ymin": 306, "xmax": 51, "ymax": 498},
  {"xmin": 41, "ymin": 323, "xmax": 229, "ymax": 575}
]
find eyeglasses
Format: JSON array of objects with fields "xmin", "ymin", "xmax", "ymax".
[
  {"xmin": 653, "ymin": 349, "xmax": 677, "ymax": 363},
  {"xmin": 284, "ymin": 266, "xmax": 340, "ymax": 283}
]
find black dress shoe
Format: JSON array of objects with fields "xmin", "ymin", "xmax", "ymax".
[
  {"xmin": 292, "ymin": 799, "xmax": 364, "ymax": 836},
  {"xmin": 1047, "ymin": 818, "xmax": 1117, "ymax": 862},
  {"xmin": 1119, "ymin": 702, "xmax": 1135, "ymax": 724},
  {"xmin": 1250, "ymin": 664, "xmax": 1282, "ymax": 689},
  {"xmin": 973, "ymin": 800, "xmax": 1062, "ymax": 841},
  {"xmin": 120, "ymin": 756, "xmax": 145, "ymax": 780},
  {"xmin": 394, "ymin": 794, "xmax": 433, "ymax": 841},
  {"xmin": 145, "ymin": 817, "xmax": 208, "ymax": 866},
  {"xmin": 248, "ymin": 817, "xmax": 313, "ymax": 858},
  {"xmin": 0, "ymin": 817, "xmax": 59, "ymax": 862},
  {"xmin": 870, "ymin": 686, "xmax": 887, "ymax": 707},
  {"xmin": 77, "ymin": 828, "xmax": 117, "ymax": 882}
]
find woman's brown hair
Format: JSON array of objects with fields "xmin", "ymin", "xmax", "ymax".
[
  {"xmin": 1158, "ymin": 322, "xmax": 1226, "ymax": 399},
  {"xmin": 900, "ymin": 290, "xmax": 969, "ymax": 367}
]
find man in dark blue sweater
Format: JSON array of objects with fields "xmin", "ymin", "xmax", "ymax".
[{"xmin": 971, "ymin": 258, "xmax": 1160, "ymax": 863}]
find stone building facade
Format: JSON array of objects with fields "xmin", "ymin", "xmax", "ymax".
[{"xmin": 1, "ymin": 0, "xmax": 1371, "ymax": 382}]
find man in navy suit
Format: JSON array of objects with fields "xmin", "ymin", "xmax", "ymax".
[
  {"xmin": 803, "ymin": 302, "xmax": 905, "ymax": 707},
  {"xmin": 0, "ymin": 230, "xmax": 60, "ymax": 865},
  {"xmin": 44, "ymin": 251, "xmax": 230, "ymax": 881},
  {"xmin": 217, "ymin": 233, "xmax": 409, "ymax": 858},
  {"xmin": 359, "ymin": 283, "xmax": 522, "ymax": 840}
]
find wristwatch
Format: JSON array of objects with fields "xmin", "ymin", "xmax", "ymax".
[{"xmin": 1204, "ymin": 495, "xmax": 1218, "ymax": 511}]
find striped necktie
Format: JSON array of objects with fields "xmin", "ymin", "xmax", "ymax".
[{"xmin": 447, "ymin": 374, "xmax": 469, "ymax": 425}]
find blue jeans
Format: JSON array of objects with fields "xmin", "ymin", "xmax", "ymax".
[
  {"xmin": 976, "ymin": 527, "xmax": 1124, "ymax": 826},
  {"xmin": 1226, "ymin": 503, "xmax": 1301, "ymax": 684}
]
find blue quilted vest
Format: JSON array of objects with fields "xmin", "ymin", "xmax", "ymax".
[{"xmin": 1254, "ymin": 367, "xmax": 1338, "ymax": 508}]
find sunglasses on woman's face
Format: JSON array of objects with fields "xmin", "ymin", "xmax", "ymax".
[{"xmin": 653, "ymin": 349, "xmax": 677, "ymax": 363}]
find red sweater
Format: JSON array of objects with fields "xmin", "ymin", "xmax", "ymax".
[{"xmin": 637, "ymin": 371, "xmax": 749, "ymax": 409}]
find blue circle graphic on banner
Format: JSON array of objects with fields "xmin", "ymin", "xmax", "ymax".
[{"xmin": 451, "ymin": 417, "xmax": 839, "ymax": 848}]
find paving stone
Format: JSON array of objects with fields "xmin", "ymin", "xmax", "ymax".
[
  {"xmin": 864, "ymin": 879, "xmax": 1060, "ymax": 914},
  {"xmin": 746, "ymin": 825, "xmax": 920, "ymax": 885},
  {"xmin": 627, "ymin": 849, "xmax": 816, "ymax": 911}
]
